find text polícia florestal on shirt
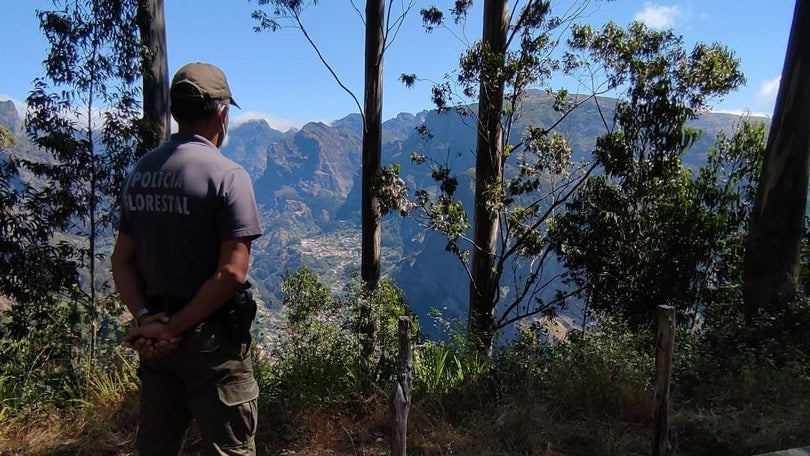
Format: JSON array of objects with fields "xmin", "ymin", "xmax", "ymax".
[{"xmin": 125, "ymin": 171, "xmax": 190, "ymax": 215}]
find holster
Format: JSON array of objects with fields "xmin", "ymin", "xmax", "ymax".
[{"xmin": 220, "ymin": 281, "xmax": 257, "ymax": 345}]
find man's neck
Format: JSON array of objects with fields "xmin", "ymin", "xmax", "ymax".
[{"xmin": 177, "ymin": 122, "xmax": 220, "ymax": 146}]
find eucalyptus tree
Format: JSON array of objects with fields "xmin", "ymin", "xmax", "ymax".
[
  {"xmin": 549, "ymin": 21, "xmax": 747, "ymax": 327},
  {"xmin": 252, "ymin": 0, "xmax": 415, "ymax": 359},
  {"xmin": 23, "ymin": 0, "xmax": 144, "ymax": 357},
  {"xmin": 252, "ymin": 0, "xmax": 415, "ymax": 294},
  {"xmin": 404, "ymin": 0, "xmax": 600, "ymax": 353},
  {"xmin": 400, "ymin": 0, "xmax": 752, "ymax": 351},
  {"xmin": 743, "ymin": 0, "xmax": 810, "ymax": 319},
  {"xmin": 137, "ymin": 0, "xmax": 171, "ymax": 149}
]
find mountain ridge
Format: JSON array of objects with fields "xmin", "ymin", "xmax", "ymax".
[{"xmin": 0, "ymin": 92, "xmax": 767, "ymax": 337}]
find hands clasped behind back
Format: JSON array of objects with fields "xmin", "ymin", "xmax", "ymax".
[{"xmin": 123, "ymin": 313, "xmax": 182, "ymax": 358}]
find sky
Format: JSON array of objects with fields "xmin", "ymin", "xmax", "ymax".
[{"xmin": 0, "ymin": 0, "xmax": 797, "ymax": 132}]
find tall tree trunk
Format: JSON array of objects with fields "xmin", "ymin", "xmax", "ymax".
[
  {"xmin": 360, "ymin": 0, "xmax": 385, "ymax": 360},
  {"xmin": 362, "ymin": 0, "xmax": 384, "ymax": 291},
  {"xmin": 743, "ymin": 0, "xmax": 810, "ymax": 319},
  {"xmin": 138, "ymin": 0, "xmax": 170, "ymax": 152},
  {"xmin": 468, "ymin": 0, "xmax": 508, "ymax": 354}
]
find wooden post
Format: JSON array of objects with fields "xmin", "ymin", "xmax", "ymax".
[
  {"xmin": 653, "ymin": 305, "xmax": 675, "ymax": 456},
  {"xmin": 390, "ymin": 316, "xmax": 412, "ymax": 456}
]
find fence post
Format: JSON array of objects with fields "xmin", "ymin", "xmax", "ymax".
[
  {"xmin": 654, "ymin": 305, "xmax": 676, "ymax": 456},
  {"xmin": 390, "ymin": 316, "xmax": 412, "ymax": 456}
]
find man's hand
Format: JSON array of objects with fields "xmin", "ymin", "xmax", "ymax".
[
  {"xmin": 139, "ymin": 311, "xmax": 169, "ymax": 326},
  {"xmin": 124, "ymin": 319, "xmax": 181, "ymax": 358}
]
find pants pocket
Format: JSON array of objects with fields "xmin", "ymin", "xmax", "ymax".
[
  {"xmin": 191, "ymin": 378, "xmax": 259, "ymax": 454},
  {"xmin": 217, "ymin": 377, "xmax": 259, "ymax": 406}
]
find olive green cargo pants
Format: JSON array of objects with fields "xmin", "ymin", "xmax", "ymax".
[{"xmin": 136, "ymin": 318, "xmax": 258, "ymax": 455}]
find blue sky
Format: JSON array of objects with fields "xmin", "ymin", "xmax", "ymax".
[{"xmin": 0, "ymin": 0, "xmax": 796, "ymax": 131}]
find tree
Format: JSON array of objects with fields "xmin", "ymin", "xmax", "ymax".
[
  {"xmin": 742, "ymin": 0, "xmax": 810, "ymax": 319},
  {"xmin": 362, "ymin": 0, "xmax": 385, "ymax": 291},
  {"xmin": 137, "ymin": 0, "xmax": 171, "ymax": 150},
  {"xmin": 0, "ymin": 123, "xmax": 79, "ymax": 338},
  {"xmin": 465, "ymin": 0, "xmax": 508, "ymax": 352},
  {"xmin": 253, "ymin": 0, "xmax": 415, "ymax": 359},
  {"xmin": 22, "ymin": 0, "xmax": 144, "ymax": 357},
  {"xmin": 407, "ymin": 0, "xmax": 599, "ymax": 353},
  {"xmin": 549, "ymin": 21, "xmax": 746, "ymax": 327},
  {"xmin": 253, "ymin": 1, "xmax": 414, "ymax": 293}
]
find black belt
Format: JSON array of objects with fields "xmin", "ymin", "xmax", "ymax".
[
  {"xmin": 147, "ymin": 282, "xmax": 251, "ymax": 317},
  {"xmin": 147, "ymin": 282, "xmax": 256, "ymax": 345},
  {"xmin": 146, "ymin": 295, "xmax": 187, "ymax": 315}
]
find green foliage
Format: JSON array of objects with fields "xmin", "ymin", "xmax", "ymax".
[
  {"xmin": 27, "ymin": 0, "xmax": 143, "ymax": 204},
  {"xmin": 405, "ymin": 104, "xmax": 589, "ymax": 333},
  {"xmin": 0, "ymin": 307, "xmax": 136, "ymax": 420},
  {"xmin": 412, "ymin": 315, "xmax": 493, "ymax": 400},
  {"xmin": 422, "ymin": 0, "xmax": 562, "ymax": 108},
  {"xmin": 407, "ymin": 4, "xmax": 750, "ymax": 348},
  {"xmin": 13, "ymin": 0, "xmax": 143, "ymax": 355},
  {"xmin": 375, "ymin": 163, "xmax": 410, "ymax": 216},
  {"xmin": 5, "ymin": 286, "xmax": 810, "ymax": 455},
  {"xmin": 690, "ymin": 120, "xmax": 766, "ymax": 308},
  {"xmin": 0, "ymin": 327, "xmax": 79, "ymax": 418},
  {"xmin": 0, "ymin": 126, "xmax": 14, "ymax": 150},
  {"xmin": 666, "ymin": 297, "xmax": 810, "ymax": 453},
  {"xmin": 251, "ymin": 0, "xmax": 307, "ymax": 32},
  {"xmin": 0, "ymin": 131, "xmax": 78, "ymax": 329},
  {"xmin": 698, "ymin": 297, "xmax": 810, "ymax": 375},
  {"xmin": 257, "ymin": 267, "xmax": 416, "ymax": 405},
  {"xmin": 540, "ymin": 317, "xmax": 655, "ymax": 419},
  {"xmin": 550, "ymin": 21, "xmax": 756, "ymax": 327},
  {"xmin": 407, "ymin": 311, "xmax": 656, "ymax": 429}
]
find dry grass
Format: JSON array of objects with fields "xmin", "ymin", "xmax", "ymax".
[
  {"xmin": 0, "ymin": 389, "xmax": 654, "ymax": 456},
  {"xmin": 0, "ymin": 392, "xmax": 140, "ymax": 455},
  {"xmin": 2, "ymin": 384, "xmax": 809, "ymax": 456},
  {"xmin": 3, "ymin": 333, "xmax": 809, "ymax": 455}
]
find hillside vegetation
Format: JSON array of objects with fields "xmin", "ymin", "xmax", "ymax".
[{"xmin": 2, "ymin": 270, "xmax": 810, "ymax": 455}]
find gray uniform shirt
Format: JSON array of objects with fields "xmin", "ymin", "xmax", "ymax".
[{"xmin": 119, "ymin": 133, "xmax": 262, "ymax": 301}]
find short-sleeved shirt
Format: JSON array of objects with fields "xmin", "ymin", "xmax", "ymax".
[{"xmin": 119, "ymin": 133, "xmax": 262, "ymax": 301}]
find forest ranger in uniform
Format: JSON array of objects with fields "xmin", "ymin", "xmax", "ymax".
[{"xmin": 112, "ymin": 62, "xmax": 262, "ymax": 456}]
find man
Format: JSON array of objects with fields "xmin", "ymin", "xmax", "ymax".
[{"xmin": 111, "ymin": 62, "xmax": 262, "ymax": 455}]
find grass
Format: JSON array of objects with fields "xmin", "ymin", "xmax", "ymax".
[
  {"xmin": 3, "ymin": 351, "xmax": 808, "ymax": 455},
  {"xmin": 3, "ymin": 305, "xmax": 810, "ymax": 456}
]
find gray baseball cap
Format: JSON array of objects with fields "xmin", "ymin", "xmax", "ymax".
[{"xmin": 170, "ymin": 62, "xmax": 240, "ymax": 108}]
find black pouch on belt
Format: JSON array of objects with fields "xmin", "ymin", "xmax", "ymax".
[{"xmin": 219, "ymin": 281, "xmax": 257, "ymax": 345}]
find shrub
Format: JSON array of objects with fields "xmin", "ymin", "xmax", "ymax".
[{"xmin": 257, "ymin": 267, "xmax": 416, "ymax": 406}]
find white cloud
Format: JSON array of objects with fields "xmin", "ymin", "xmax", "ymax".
[
  {"xmin": 758, "ymin": 76, "xmax": 781, "ymax": 104},
  {"xmin": 232, "ymin": 111, "xmax": 303, "ymax": 132},
  {"xmin": 712, "ymin": 108, "xmax": 772, "ymax": 119},
  {"xmin": 634, "ymin": 3, "xmax": 681, "ymax": 29}
]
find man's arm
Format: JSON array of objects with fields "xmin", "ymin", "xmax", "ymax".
[
  {"xmin": 123, "ymin": 237, "xmax": 253, "ymax": 344},
  {"xmin": 113, "ymin": 233, "xmax": 176, "ymax": 356},
  {"xmin": 111, "ymin": 232, "xmax": 149, "ymax": 321},
  {"xmin": 166, "ymin": 237, "xmax": 253, "ymax": 336}
]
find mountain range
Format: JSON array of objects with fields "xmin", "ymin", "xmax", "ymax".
[{"xmin": 0, "ymin": 92, "xmax": 764, "ymax": 339}]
